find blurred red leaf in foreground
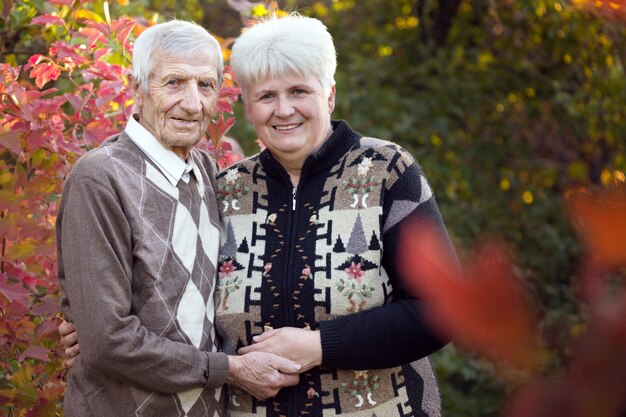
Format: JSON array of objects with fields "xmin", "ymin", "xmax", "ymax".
[
  {"xmin": 399, "ymin": 221, "xmax": 539, "ymax": 369},
  {"xmin": 568, "ymin": 185, "xmax": 626, "ymax": 268},
  {"xmin": 504, "ymin": 286, "xmax": 626, "ymax": 417},
  {"xmin": 567, "ymin": 185, "xmax": 626, "ymax": 302}
]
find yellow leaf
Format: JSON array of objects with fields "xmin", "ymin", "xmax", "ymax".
[
  {"xmin": 12, "ymin": 364, "xmax": 32, "ymax": 387},
  {"xmin": 73, "ymin": 9, "xmax": 104, "ymax": 22},
  {"xmin": 7, "ymin": 240, "xmax": 37, "ymax": 261}
]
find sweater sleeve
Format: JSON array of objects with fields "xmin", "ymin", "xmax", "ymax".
[
  {"xmin": 319, "ymin": 151, "xmax": 454, "ymax": 370},
  {"xmin": 57, "ymin": 165, "xmax": 228, "ymax": 393}
]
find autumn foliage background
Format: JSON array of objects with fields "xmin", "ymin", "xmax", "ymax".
[{"xmin": 1, "ymin": 0, "xmax": 625, "ymax": 416}]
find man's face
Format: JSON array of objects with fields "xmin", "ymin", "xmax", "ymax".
[{"xmin": 133, "ymin": 50, "xmax": 220, "ymax": 160}]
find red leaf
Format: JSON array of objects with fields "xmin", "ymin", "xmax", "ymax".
[
  {"xmin": 399, "ymin": 221, "xmax": 539, "ymax": 368},
  {"xmin": 219, "ymin": 86, "xmax": 241, "ymax": 102},
  {"xmin": 568, "ymin": 185, "xmax": 626, "ymax": 268},
  {"xmin": 216, "ymin": 86, "xmax": 241, "ymax": 113},
  {"xmin": 505, "ymin": 288, "xmax": 626, "ymax": 417},
  {"xmin": 0, "ymin": 131, "xmax": 24, "ymax": 156},
  {"xmin": 31, "ymin": 14, "xmax": 65, "ymax": 26},
  {"xmin": 28, "ymin": 54, "xmax": 45, "ymax": 66},
  {"xmin": 208, "ymin": 115, "xmax": 236, "ymax": 145},
  {"xmin": 86, "ymin": 20, "xmax": 111, "ymax": 38},
  {"xmin": 0, "ymin": 274, "xmax": 31, "ymax": 307},
  {"xmin": 111, "ymin": 17, "xmax": 136, "ymax": 45},
  {"xmin": 28, "ymin": 61, "xmax": 61, "ymax": 89},
  {"xmin": 79, "ymin": 27, "xmax": 107, "ymax": 51},
  {"xmin": 35, "ymin": 317, "xmax": 62, "ymax": 341},
  {"xmin": 32, "ymin": 294, "xmax": 61, "ymax": 316},
  {"xmin": 18, "ymin": 346, "xmax": 49, "ymax": 362}
]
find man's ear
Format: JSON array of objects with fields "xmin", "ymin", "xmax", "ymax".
[{"xmin": 129, "ymin": 74, "xmax": 143, "ymax": 107}]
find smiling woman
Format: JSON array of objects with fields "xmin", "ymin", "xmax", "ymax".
[
  {"xmin": 242, "ymin": 73, "xmax": 335, "ymax": 182},
  {"xmin": 214, "ymin": 13, "xmax": 458, "ymax": 417}
]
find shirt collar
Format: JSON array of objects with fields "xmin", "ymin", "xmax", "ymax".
[{"xmin": 125, "ymin": 114, "xmax": 194, "ymax": 186}]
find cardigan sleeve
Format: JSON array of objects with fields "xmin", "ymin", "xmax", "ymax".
[
  {"xmin": 57, "ymin": 162, "xmax": 228, "ymax": 393},
  {"xmin": 319, "ymin": 150, "xmax": 454, "ymax": 370}
]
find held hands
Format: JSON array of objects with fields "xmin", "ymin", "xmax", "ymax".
[
  {"xmin": 59, "ymin": 319, "xmax": 301, "ymax": 400},
  {"xmin": 238, "ymin": 327, "xmax": 322, "ymax": 373},
  {"xmin": 227, "ymin": 352, "xmax": 301, "ymax": 400}
]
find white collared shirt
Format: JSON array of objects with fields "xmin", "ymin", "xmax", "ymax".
[{"xmin": 125, "ymin": 115, "xmax": 195, "ymax": 186}]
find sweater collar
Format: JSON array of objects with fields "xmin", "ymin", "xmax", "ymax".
[{"xmin": 260, "ymin": 120, "xmax": 361, "ymax": 180}]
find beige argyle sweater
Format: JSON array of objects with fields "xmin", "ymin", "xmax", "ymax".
[{"xmin": 57, "ymin": 132, "xmax": 227, "ymax": 417}]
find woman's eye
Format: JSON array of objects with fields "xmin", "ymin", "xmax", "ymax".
[
  {"xmin": 200, "ymin": 81, "xmax": 213, "ymax": 89},
  {"xmin": 167, "ymin": 79, "xmax": 178, "ymax": 86},
  {"xmin": 260, "ymin": 94, "xmax": 274, "ymax": 100}
]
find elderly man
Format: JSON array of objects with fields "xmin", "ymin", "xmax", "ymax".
[{"xmin": 56, "ymin": 20, "xmax": 299, "ymax": 417}]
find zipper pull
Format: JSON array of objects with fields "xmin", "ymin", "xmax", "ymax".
[{"xmin": 292, "ymin": 187, "xmax": 297, "ymax": 210}]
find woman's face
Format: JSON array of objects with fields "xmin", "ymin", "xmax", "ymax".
[{"xmin": 243, "ymin": 73, "xmax": 335, "ymax": 172}]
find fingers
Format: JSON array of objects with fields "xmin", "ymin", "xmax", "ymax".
[
  {"xmin": 60, "ymin": 329, "xmax": 78, "ymax": 349},
  {"xmin": 65, "ymin": 356, "xmax": 75, "ymax": 368},
  {"xmin": 237, "ymin": 343, "xmax": 256, "ymax": 355},
  {"xmin": 252, "ymin": 328, "xmax": 278, "ymax": 343},
  {"xmin": 239, "ymin": 328, "xmax": 283, "ymax": 354},
  {"xmin": 58, "ymin": 320, "xmax": 76, "ymax": 337},
  {"xmin": 226, "ymin": 352, "xmax": 302, "ymax": 400},
  {"xmin": 65, "ymin": 343, "xmax": 80, "ymax": 359},
  {"xmin": 282, "ymin": 372, "xmax": 300, "ymax": 388},
  {"xmin": 269, "ymin": 355, "xmax": 301, "ymax": 375},
  {"xmin": 58, "ymin": 320, "xmax": 80, "ymax": 369}
]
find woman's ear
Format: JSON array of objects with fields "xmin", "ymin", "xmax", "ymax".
[
  {"xmin": 328, "ymin": 85, "xmax": 336, "ymax": 113},
  {"xmin": 242, "ymin": 94, "xmax": 253, "ymax": 124}
]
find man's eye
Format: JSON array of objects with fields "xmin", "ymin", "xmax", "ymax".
[
  {"xmin": 199, "ymin": 81, "xmax": 214, "ymax": 89},
  {"xmin": 167, "ymin": 79, "xmax": 178, "ymax": 86},
  {"xmin": 260, "ymin": 94, "xmax": 274, "ymax": 100}
]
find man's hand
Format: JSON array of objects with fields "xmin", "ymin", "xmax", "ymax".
[
  {"xmin": 227, "ymin": 352, "xmax": 301, "ymax": 399},
  {"xmin": 238, "ymin": 327, "xmax": 322, "ymax": 373},
  {"xmin": 58, "ymin": 320, "xmax": 80, "ymax": 367}
]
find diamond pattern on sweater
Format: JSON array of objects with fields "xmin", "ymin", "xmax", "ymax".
[
  {"xmin": 172, "ymin": 203, "xmax": 198, "ymax": 272},
  {"xmin": 177, "ymin": 278, "xmax": 206, "ymax": 348}
]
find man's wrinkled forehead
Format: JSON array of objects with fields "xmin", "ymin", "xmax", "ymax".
[{"xmin": 149, "ymin": 50, "xmax": 220, "ymax": 78}]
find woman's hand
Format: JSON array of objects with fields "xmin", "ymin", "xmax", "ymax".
[
  {"xmin": 238, "ymin": 327, "xmax": 322, "ymax": 373},
  {"xmin": 58, "ymin": 320, "xmax": 80, "ymax": 367}
]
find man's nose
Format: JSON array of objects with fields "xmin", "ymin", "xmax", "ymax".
[{"xmin": 180, "ymin": 83, "xmax": 202, "ymax": 113}]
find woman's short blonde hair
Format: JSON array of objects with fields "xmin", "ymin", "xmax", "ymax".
[{"xmin": 230, "ymin": 14, "xmax": 337, "ymax": 97}]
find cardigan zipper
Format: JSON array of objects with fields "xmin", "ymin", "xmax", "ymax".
[{"xmin": 286, "ymin": 183, "xmax": 299, "ymax": 417}]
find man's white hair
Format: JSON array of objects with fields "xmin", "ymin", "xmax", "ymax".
[
  {"xmin": 132, "ymin": 20, "xmax": 224, "ymax": 91},
  {"xmin": 230, "ymin": 14, "xmax": 337, "ymax": 96}
]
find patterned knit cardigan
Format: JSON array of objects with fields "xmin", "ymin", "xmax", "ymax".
[{"xmin": 215, "ymin": 120, "xmax": 453, "ymax": 417}]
